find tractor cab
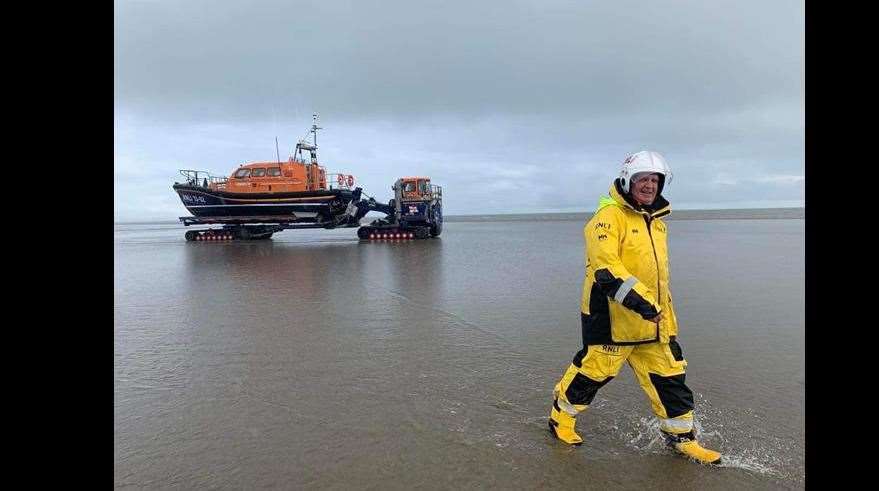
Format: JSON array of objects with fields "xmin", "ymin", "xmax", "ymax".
[
  {"xmin": 391, "ymin": 176, "xmax": 443, "ymax": 227},
  {"xmin": 393, "ymin": 177, "xmax": 442, "ymax": 207},
  {"xmin": 397, "ymin": 177, "xmax": 434, "ymax": 202}
]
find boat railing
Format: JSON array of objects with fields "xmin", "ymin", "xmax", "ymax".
[
  {"xmin": 430, "ymin": 184, "xmax": 443, "ymax": 201},
  {"xmin": 178, "ymin": 169, "xmax": 228, "ymax": 189}
]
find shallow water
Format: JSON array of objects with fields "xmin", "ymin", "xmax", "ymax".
[{"xmin": 115, "ymin": 212, "xmax": 805, "ymax": 489}]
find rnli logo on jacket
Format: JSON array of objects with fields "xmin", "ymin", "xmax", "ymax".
[
  {"xmin": 595, "ymin": 222, "xmax": 611, "ymax": 230},
  {"xmin": 600, "ymin": 345, "xmax": 622, "ymax": 355}
]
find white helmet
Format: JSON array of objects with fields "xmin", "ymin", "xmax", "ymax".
[{"xmin": 618, "ymin": 150, "xmax": 673, "ymax": 193}]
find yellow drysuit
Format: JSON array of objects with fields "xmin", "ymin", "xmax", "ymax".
[{"xmin": 549, "ymin": 181, "xmax": 711, "ymax": 460}]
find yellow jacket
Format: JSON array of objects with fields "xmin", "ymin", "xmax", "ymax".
[{"xmin": 580, "ymin": 181, "xmax": 679, "ymax": 345}]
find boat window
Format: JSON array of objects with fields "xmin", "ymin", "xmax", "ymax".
[
  {"xmin": 267, "ymin": 167, "xmax": 282, "ymax": 177},
  {"xmin": 251, "ymin": 168, "xmax": 266, "ymax": 177},
  {"xmin": 234, "ymin": 168, "xmax": 251, "ymax": 178}
]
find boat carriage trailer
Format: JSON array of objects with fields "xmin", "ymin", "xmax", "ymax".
[{"xmin": 180, "ymin": 178, "xmax": 443, "ymax": 242}]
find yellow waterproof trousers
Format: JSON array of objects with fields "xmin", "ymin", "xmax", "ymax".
[{"xmin": 553, "ymin": 340, "xmax": 695, "ymax": 435}]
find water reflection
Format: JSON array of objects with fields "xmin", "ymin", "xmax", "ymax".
[{"xmin": 117, "ymin": 219, "xmax": 803, "ymax": 489}]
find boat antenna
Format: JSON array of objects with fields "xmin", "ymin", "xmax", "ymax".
[
  {"xmin": 311, "ymin": 113, "xmax": 322, "ymax": 151},
  {"xmin": 275, "ymin": 136, "xmax": 281, "ymax": 164}
]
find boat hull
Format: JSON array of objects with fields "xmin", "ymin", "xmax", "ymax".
[{"xmin": 172, "ymin": 184, "xmax": 357, "ymax": 221}]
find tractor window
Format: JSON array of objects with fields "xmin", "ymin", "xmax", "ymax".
[
  {"xmin": 251, "ymin": 168, "xmax": 266, "ymax": 177},
  {"xmin": 234, "ymin": 168, "xmax": 251, "ymax": 178},
  {"xmin": 267, "ymin": 167, "xmax": 281, "ymax": 177},
  {"xmin": 419, "ymin": 181, "xmax": 429, "ymax": 193},
  {"xmin": 403, "ymin": 182, "xmax": 416, "ymax": 192}
]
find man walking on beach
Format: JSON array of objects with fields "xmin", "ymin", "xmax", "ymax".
[{"xmin": 547, "ymin": 151, "xmax": 721, "ymax": 465}]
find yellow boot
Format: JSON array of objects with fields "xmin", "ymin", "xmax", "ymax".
[
  {"xmin": 548, "ymin": 400, "xmax": 583, "ymax": 445},
  {"xmin": 662, "ymin": 430, "xmax": 721, "ymax": 465}
]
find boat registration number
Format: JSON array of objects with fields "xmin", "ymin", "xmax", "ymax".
[{"xmin": 181, "ymin": 193, "xmax": 207, "ymax": 204}]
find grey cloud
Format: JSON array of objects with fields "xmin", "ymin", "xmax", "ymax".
[{"xmin": 116, "ymin": 0, "xmax": 803, "ymax": 122}]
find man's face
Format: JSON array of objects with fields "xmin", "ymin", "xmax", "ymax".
[{"xmin": 630, "ymin": 173, "xmax": 660, "ymax": 205}]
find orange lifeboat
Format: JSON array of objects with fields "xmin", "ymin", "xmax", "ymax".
[{"xmin": 172, "ymin": 116, "xmax": 358, "ymax": 225}]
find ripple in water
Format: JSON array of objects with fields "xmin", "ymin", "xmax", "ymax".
[{"xmin": 621, "ymin": 393, "xmax": 799, "ymax": 482}]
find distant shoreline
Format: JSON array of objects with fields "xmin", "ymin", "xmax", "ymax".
[
  {"xmin": 446, "ymin": 208, "xmax": 805, "ymax": 222},
  {"xmin": 116, "ymin": 207, "xmax": 804, "ymax": 225}
]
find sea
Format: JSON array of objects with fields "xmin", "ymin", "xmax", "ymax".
[{"xmin": 115, "ymin": 208, "xmax": 805, "ymax": 489}]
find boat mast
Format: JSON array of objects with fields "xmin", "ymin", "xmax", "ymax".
[
  {"xmin": 294, "ymin": 113, "xmax": 321, "ymax": 164},
  {"xmin": 310, "ymin": 113, "xmax": 322, "ymax": 164}
]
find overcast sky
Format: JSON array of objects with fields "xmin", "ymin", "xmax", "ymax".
[{"xmin": 114, "ymin": 0, "xmax": 804, "ymax": 221}]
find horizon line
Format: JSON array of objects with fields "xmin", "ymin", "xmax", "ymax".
[{"xmin": 115, "ymin": 206, "xmax": 805, "ymax": 224}]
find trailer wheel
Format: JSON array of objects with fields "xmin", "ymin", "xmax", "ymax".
[
  {"xmin": 357, "ymin": 227, "xmax": 371, "ymax": 240},
  {"xmin": 185, "ymin": 230, "xmax": 198, "ymax": 241}
]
